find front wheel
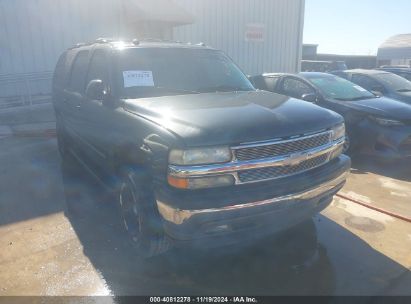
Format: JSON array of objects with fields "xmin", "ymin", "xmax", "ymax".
[
  {"xmin": 342, "ymin": 131, "xmax": 356, "ymax": 156},
  {"xmin": 117, "ymin": 169, "xmax": 169, "ymax": 257}
]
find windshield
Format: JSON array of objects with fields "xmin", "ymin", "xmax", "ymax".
[
  {"xmin": 307, "ymin": 75, "xmax": 375, "ymax": 101},
  {"xmin": 373, "ymin": 73, "xmax": 411, "ymax": 92},
  {"xmin": 114, "ymin": 48, "xmax": 254, "ymax": 98}
]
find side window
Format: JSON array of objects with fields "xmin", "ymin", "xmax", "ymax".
[
  {"xmin": 86, "ymin": 50, "xmax": 109, "ymax": 84},
  {"xmin": 281, "ymin": 77, "xmax": 314, "ymax": 98},
  {"xmin": 398, "ymin": 72, "xmax": 411, "ymax": 81},
  {"xmin": 53, "ymin": 52, "xmax": 68, "ymax": 89},
  {"xmin": 351, "ymin": 74, "xmax": 380, "ymax": 91},
  {"xmin": 264, "ymin": 76, "xmax": 280, "ymax": 92},
  {"xmin": 250, "ymin": 76, "xmax": 279, "ymax": 92},
  {"xmin": 68, "ymin": 50, "xmax": 89, "ymax": 93}
]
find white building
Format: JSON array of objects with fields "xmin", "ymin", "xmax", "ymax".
[
  {"xmin": 0, "ymin": 0, "xmax": 305, "ymax": 109},
  {"xmin": 377, "ymin": 34, "xmax": 411, "ymax": 67}
]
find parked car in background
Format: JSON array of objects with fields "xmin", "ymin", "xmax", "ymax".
[
  {"xmin": 301, "ymin": 60, "xmax": 347, "ymax": 72},
  {"xmin": 250, "ymin": 72, "xmax": 411, "ymax": 161},
  {"xmin": 332, "ymin": 69, "xmax": 411, "ymax": 105},
  {"xmin": 53, "ymin": 39, "xmax": 350, "ymax": 257},
  {"xmin": 376, "ymin": 66, "xmax": 411, "ymax": 81}
]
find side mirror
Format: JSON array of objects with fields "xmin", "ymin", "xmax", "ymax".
[
  {"xmin": 371, "ymin": 87, "xmax": 384, "ymax": 97},
  {"xmin": 86, "ymin": 79, "xmax": 108, "ymax": 101},
  {"xmin": 301, "ymin": 93, "xmax": 317, "ymax": 102}
]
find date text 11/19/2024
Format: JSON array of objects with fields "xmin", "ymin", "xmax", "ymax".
[{"xmin": 149, "ymin": 297, "xmax": 258, "ymax": 303}]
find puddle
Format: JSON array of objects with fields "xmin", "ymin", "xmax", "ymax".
[{"xmin": 345, "ymin": 216, "xmax": 385, "ymax": 233}]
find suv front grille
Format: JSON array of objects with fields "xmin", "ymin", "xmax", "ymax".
[
  {"xmin": 234, "ymin": 132, "xmax": 331, "ymax": 161},
  {"xmin": 238, "ymin": 153, "xmax": 329, "ymax": 183}
]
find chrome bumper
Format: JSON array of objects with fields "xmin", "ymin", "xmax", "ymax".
[{"xmin": 157, "ymin": 170, "xmax": 348, "ymax": 225}]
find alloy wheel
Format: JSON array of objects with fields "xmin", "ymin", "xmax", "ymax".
[{"xmin": 119, "ymin": 181, "xmax": 142, "ymax": 243}]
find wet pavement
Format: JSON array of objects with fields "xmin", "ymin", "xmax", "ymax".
[{"xmin": 0, "ymin": 137, "xmax": 410, "ymax": 296}]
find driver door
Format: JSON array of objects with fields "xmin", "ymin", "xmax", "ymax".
[{"xmin": 80, "ymin": 49, "xmax": 112, "ymax": 168}]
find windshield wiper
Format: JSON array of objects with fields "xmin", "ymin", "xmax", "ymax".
[{"xmin": 397, "ymin": 89, "xmax": 411, "ymax": 92}]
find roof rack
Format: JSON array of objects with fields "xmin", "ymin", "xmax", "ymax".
[
  {"xmin": 69, "ymin": 38, "xmax": 207, "ymax": 50},
  {"xmin": 132, "ymin": 38, "xmax": 180, "ymax": 44},
  {"xmin": 69, "ymin": 37, "xmax": 117, "ymax": 49},
  {"xmin": 95, "ymin": 37, "xmax": 115, "ymax": 44}
]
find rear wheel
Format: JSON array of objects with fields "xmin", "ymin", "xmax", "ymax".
[{"xmin": 117, "ymin": 169, "xmax": 169, "ymax": 257}]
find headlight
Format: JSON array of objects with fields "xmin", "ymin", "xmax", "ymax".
[
  {"xmin": 370, "ymin": 116, "xmax": 404, "ymax": 126},
  {"xmin": 169, "ymin": 147, "xmax": 231, "ymax": 165},
  {"xmin": 331, "ymin": 123, "xmax": 345, "ymax": 141}
]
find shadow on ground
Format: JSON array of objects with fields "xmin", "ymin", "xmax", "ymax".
[
  {"xmin": 0, "ymin": 138, "xmax": 64, "ymax": 226},
  {"xmin": 350, "ymin": 154, "xmax": 411, "ymax": 182}
]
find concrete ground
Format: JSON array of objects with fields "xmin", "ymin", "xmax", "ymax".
[{"xmin": 0, "ymin": 137, "xmax": 410, "ymax": 297}]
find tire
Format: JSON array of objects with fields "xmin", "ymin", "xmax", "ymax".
[
  {"xmin": 117, "ymin": 169, "xmax": 170, "ymax": 257},
  {"xmin": 343, "ymin": 131, "xmax": 356, "ymax": 156}
]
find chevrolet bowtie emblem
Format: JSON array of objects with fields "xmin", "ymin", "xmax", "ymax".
[{"xmin": 284, "ymin": 151, "xmax": 309, "ymax": 166}]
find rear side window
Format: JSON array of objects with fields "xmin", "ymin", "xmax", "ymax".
[
  {"xmin": 351, "ymin": 74, "xmax": 381, "ymax": 91},
  {"xmin": 68, "ymin": 50, "xmax": 89, "ymax": 93},
  {"xmin": 52, "ymin": 52, "xmax": 68, "ymax": 89},
  {"xmin": 398, "ymin": 72, "xmax": 411, "ymax": 81}
]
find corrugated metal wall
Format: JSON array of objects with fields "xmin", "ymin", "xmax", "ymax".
[
  {"xmin": 0, "ymin": 0, "xmax": 124, "ymax": 75},
  {"xmin": 0, "ymin": 0, "xmax": 125, "ymax": 107},
  {"xmin": 0, "ymin": 0, "xmax": 304, "ymax": 108},
  {"xmin": 173, "ymin": 0, "xmax": 305, "ymax": 75}
]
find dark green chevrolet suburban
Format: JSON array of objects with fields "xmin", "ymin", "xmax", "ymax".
[{"xmin": 53, "ymin": 39, "xmax": 350, "ymax": 256}]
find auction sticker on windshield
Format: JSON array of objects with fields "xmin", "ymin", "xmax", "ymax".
[{"xmin": 123, "ymin": 70, "xmax": 154, "ymax": 87}]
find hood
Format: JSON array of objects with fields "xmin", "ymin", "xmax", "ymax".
[
  {"xmin": 338, "ymin": 96, "xmax": 411, "ymax": 121},
  {"xmin": 123, "ymin": 91, "xmax": 343, "ymax": 147}
]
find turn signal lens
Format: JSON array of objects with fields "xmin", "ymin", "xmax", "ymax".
[
  {"xmin": 167, "ymin": 176, "xmax": 189, "ymax": 189},
  {"xmin": 167, "ymin": 174, "xmax": 235, "ymax": 189}
]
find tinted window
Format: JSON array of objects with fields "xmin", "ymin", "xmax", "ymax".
[
  {"xmin": 263, "ymin": 76, "xmax": 280, "ymax": 92},
  {"xmin": 86, "ymin": 50, "xmax": 109, "ymax": 84},
  {"xmin": 251, "ymin": 75, "xmax": 279, "ymax": 91},
  {"xmin": 373, "ymin": 73, "xmax": 411, "ymax": 92},
  {"xmin": 351, "ymin": 74, "xmax": 382, "ymax": 91},
  {"xmin": 281, "ymin": 77, "xmax": 314, "ymax": 98},
  {"xmin": 69, "ymin": 50, "xmax": 89, "ymax": 93},
  {"xmin": 53, "ymin": 52, "xmax": 68, "ymax": 89},
  {"xmin": 114, "ymin": 48, "xmax": 254, "ymax": 98},
  {"xmin": 398, "ymin": 72, "xmax": 411, "ymax": 81}
]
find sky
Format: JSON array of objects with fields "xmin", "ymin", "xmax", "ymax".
[{"xmin": 303, "ymin": 0, "xmax": 411, "ymax": 55}]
